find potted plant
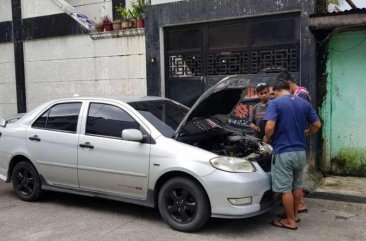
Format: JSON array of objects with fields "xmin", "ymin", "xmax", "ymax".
[
  {"xmin": 102, "ymin": 15, "xmax": 113, "ymax": 31},
  {"xmin": 131, "ymin": 0, "xmax": 150, "ymax": 28},
  {"xmin": 112, "ymin": 20, "xmax": 122, "ymax": 31},
  {"xmin": 128, "ymin": 9, "xmax": 136, "ymax": 28},
  {"xmin": 116, "ymin": 4, "xmax": 129, "ymax": 30}
]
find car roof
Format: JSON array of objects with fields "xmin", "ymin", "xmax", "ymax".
[{"xmin": 50, "ymin": 96, "xmax": 167, "ymax": 103}]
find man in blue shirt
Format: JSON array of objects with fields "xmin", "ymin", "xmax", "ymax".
[{"xmin": 264, "ymin": 81, "xmax": 321, "ymax": 230}]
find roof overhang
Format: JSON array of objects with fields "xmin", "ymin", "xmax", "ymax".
[{"xmin": 310, "ymin": 12, "xmax": 366, "ymax": 30}]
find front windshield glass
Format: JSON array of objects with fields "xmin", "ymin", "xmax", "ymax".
[{"xmin": 129, "ymin": 100, "xmax": 189, "ymax": 137}]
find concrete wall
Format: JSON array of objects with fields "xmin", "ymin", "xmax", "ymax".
[
  {"xmin": 0, "ymin": 0, "xmax": 12, "ymax": 22},
  {"xmin": 0, "ymin": 0, "xmax": 147, "ymax": 118},
  {"xmin": 0, "ymin": 43, "xmax": 17, "ymax": 117},
  {"xmin": 321, "ymin": 31, "xmax": 366, "ymax": 177},
  {"xmin": 21, "ymin": 0, "xmax": 113, "ymax": 21},
  {"xmin": 21, "ymin": 0, "xmax": 64, "ymax": 18},
  {"xmin": 67, "ymin": 0, "xmax": 113, "ymax": 23},
  {"xmin": 24, "ymin": 34, "xmax": 147, "ymax": 111}
]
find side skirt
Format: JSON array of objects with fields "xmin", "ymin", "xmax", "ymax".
[{"xmin": 41, "ymin": 184, "xmax": 156, "ymax": 209}]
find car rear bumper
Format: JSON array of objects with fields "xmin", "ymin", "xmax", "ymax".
[{"xmin": 201, "ymin": 162, "xmax": 273, "ymax": 218}]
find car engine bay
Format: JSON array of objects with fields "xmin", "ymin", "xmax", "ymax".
[{"xmin": 177, "ymin": 118, "xmax": 272, "ymax": 172}]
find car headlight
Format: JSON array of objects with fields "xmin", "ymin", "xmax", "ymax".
[{"xmin": 209, "ymin": 156, "xmax": 256, "ymax": 173}]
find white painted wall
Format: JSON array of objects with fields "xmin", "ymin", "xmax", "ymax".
[
  {"xmin": 21, "ymin": 0, "xmax": 63, "ymax": 18},
  {"xmin": 0, "ymin": 43, "xmax": 17, "ymax": 117},
  {"xmin": 21, "ymin": 0, "xmax": 113, "ymax": 22},
  {"xmin": 67, "ymin": 0, "xmax": 113, "ymax": 23},
  {"xmin": 24, "ymin": 34, "xmax": 147, "ymax": 111},
  {"xmin": 0, "ymin": 0, "xmax": 12, "ymax": 22}
]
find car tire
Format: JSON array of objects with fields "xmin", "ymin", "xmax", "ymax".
[
  {"xmin": 158, "ymin": 177, "xmax": 210, "ymax": 232},
  {"xmin": 12, "ymin": 161, "xmax": 42, "ymax": 201}
]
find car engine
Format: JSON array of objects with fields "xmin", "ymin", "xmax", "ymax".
[{"xmin": 178, "ymin": 118, "xmax": 272, "ymax": 172}]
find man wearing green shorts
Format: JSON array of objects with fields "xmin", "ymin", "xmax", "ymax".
[{"xmin": 264, "ymin": 81, "xmax": 321, "ymax": 230}]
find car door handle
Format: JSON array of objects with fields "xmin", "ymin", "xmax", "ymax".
[
  {"xmin": 29, "ymin": 135, "xmax": 41, "ymax": 142},
  {"xmin": 79, "ymin": 142, "xmax": 94, "ymax": 149}
]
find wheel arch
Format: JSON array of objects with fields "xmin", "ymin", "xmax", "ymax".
[
  {"xmin": 7, "ymin": 155, "xmax": 37, "ymax": 182},
  {"xmin": 153, "ymin": 171, "xmax": 211, "ymax": 211}
]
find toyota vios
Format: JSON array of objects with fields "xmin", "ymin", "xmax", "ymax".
[{"xmin": 0, "ymin": 76, "xmax": 272, "ymax": 232}]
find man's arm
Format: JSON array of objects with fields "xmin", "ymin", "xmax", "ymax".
[
  {"xmin": 250, "ymin": 123, "xmax": 260, "ymax": 132},
  {"xmin": 264, "ymin": 120, "xmax": 276, "ymax": 143},
  {"xmin": 305, "ymin": 120, "xmax": 321, "ymax": 136},
  {"xmin": 249, "ymin": 104, "xmax": 260, "ymax": 132}
]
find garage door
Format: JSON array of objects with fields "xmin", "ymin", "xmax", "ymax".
[{"xmin": 164, "ymin": 13, "xmax": 300, "ymax": 107}]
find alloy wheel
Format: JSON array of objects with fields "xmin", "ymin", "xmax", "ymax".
[
  {"xmin": 14, "ymin": 167, "xmax": 35, "ymax": 196},
  {"xmin": 165, "ymin": 188, "xmax": 197, "ymax": 224}
]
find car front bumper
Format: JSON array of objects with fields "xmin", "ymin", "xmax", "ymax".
[{"xmin": 201, "ymin": 162, "xmax": 273, "ymax": 218}]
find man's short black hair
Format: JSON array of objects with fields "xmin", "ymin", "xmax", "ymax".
[
  {"xmin": 276, "ymin": 70, "xmax": 293, "ymax": 82},
  {"xmin": 273, "ymin": 80, "xmax": 290, "ymax": 91},
  {"xmin": 255, "ymin": 82, "xmax": 269, "ymax": 93}
]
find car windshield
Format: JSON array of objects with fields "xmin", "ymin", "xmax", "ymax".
[{"xmin": 129, "ymin": 100, "xmax": 189, "ymax": 137}]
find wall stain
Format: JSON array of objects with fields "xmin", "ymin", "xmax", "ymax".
[{"xmin": 331, "ymin": 147, "xmax": 366, "ymax": 177}]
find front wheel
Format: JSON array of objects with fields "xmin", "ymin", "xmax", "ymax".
[
  {"xmin": 158, "ymin": 177, "xmax": 210, "ymax": 232},
  {"xmin": 12, "ymin": 161, "xmax": 42, "ymax": 201}
]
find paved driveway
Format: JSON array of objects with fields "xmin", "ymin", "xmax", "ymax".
[{"xmin": 0, "ymin": 182, "xmax": 365, "ymax": 241}]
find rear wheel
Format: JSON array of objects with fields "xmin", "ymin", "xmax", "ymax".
[
  {"xmin": 158, "ymin": 177, "xmax": 210, "ymax": 232},
  {"xmin": 12, "ymin": 161, "xmax": 42, "ymax": 201}
]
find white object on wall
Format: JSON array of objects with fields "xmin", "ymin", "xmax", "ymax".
[{"xmin": 51, "ymin": 0, "xmax": 95, "ymax": 29}]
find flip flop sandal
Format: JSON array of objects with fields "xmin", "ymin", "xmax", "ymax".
[
  {"xmin": 276, "ymin": 213, "xmax": 301, "ymax": 222},
  {"xmin": 271, "ymin": 219, "xmax": 298, "ymax": 230},
  {"xmin": 297, "ymin": 208, "xmax": 309, "ymax": 213}
]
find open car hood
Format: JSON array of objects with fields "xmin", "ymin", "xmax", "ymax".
[{"xmin": 174, "ymin": 75, "xmax": 251, "ymax": 138}]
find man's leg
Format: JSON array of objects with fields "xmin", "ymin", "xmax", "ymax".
[
  {"xmin": 293, "ymin": 188, "xmax": 303, "ymax": 219},
  {"xmin": 298, "ymin": 191, "xmax": 308, "ymax": 211},
  {"xmin": 281, "ymin": 192, "xmax": 297, "ymax": 227},
  {"xmin": 271, "ymin": 153, "xmax": 298, "ymax": 229},
  {"xmin": 293, "ymin": 151, "xmax": 308, "ymax": 213}
]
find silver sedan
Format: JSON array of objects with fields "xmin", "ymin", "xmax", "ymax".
[{"xmin": 0, "ymin": 76, "xmax": 273, "ymax": 232}]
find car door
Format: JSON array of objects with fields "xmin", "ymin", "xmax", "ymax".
[
  {"xmin": 77, "ymin": 101, "xmax": 151, "ymax": 199},
  {"xmin": 26, "ymin": 102, "xmax": 83, "ymax": 188}
]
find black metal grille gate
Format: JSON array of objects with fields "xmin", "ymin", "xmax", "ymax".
[{"xmin": 165, "ymin": 13, "xmax": 300, "ymax": 106}]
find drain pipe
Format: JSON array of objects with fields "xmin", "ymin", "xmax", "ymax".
[{"xmin": 50, "ymin": 0, "xmax": 95, "ymax": 30}]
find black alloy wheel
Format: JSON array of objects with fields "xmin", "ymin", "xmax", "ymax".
[
  {"xmin": 165, "ymin": 188, "xmax": 198, "ymax": 224},
  {"xmin": 158, "ymin": 177, "xmax": 210, "ymax": 232},
  {"xmin": 12, "ymin": 161, "xmax": 42, "ymax": 201}
]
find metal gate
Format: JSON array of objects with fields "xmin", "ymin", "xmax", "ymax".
[{"xmin": 165, "ymin": 13, "xmax": 300, "ymax": 106}]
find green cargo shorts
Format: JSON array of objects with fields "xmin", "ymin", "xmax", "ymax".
[{"xmin": 272, "ymin": 151, "xmax": 306, "ymax": 193}]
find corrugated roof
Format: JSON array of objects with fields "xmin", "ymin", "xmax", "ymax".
[{"xmin": 310, "ymin": 8, "xmax": 366, "ymax": 18}]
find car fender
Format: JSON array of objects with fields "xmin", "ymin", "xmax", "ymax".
[{"xmin": 148, "ymin": 136, "xmax": 217, "ymax": 190}]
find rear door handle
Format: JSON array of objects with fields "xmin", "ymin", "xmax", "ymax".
[
  {"xmin": 29, "ymin": 135, "xmax": 41, "ymax": 142},
  {"xmin": 79, "ymin": 142, "xmax": 94, "ymax": 149}
]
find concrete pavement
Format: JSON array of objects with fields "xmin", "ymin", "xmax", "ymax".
[{"xmin": 1, "ymin": 181, "xmax": 365, "ymax": 241}]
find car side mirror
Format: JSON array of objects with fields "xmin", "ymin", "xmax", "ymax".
[
  {"xmin": 121, "ymin": 129, "xmax": 144, "ymax": 142},
  {"xmin": 0, "ymin": 118, "xmax": 6, "ymax": 127}
]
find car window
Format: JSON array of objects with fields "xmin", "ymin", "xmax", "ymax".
[
  {"xmin": 129, "ymin": 100, "xmax": 188, "ymax": 137},
  {"xmin": 32, "ymin": 109, "xmax": 49, "ymax": 128},
  {"xmin": 86, "ymin": 103, "xmax": 140, "ymax": 138},
  {"xmin": 32, "ymin": 102, "xmax": 82, "ymax": 133}
]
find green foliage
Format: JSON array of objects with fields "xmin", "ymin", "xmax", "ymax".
[
  {"xmin": 131, "ymin": 0, "xmax": 151, "ymax": 19},
  {"xmin": 115, "ymin": 1, "xmax": 150, "ymax": 20},
  {"xmin": 115, "ymin": 3, "xmax": 129, "ymax": 20}
]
